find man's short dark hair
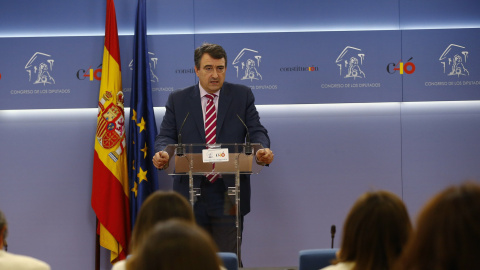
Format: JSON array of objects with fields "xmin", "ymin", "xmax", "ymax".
[{"xmin": 194, "ymin": 43, "xmax": 227, "ymax": 69}]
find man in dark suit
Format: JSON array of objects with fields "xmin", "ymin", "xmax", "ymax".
[{"xmin": 153, "ymin": 43, "xmax": 274, "ymax": 260}]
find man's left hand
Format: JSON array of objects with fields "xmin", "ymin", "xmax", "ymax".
[{"xmin": 256, "ymin": 148, "xmax": 274, "ymax": 165}]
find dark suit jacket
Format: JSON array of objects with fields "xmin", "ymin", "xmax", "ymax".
[{"xmin": 155, "ymin": 82, "xmax": 270, "ymax": 216}]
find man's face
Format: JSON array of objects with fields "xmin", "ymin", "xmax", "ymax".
[{"xmin": 195, "ymin": 53, "xmax": 226, "ymax": 94}]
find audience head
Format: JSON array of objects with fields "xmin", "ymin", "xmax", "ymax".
[
  {"xmin": 337, "ymin": 190, "xmax": 412, "ymax": 270},
  {"xmin": 127, "ymin": 219, "xmax": 222, "ymax": 270},
  {"xmin": 129, "ymin": 190, "xmax": 195, "ymax": 253},
  {"xmin": 395, "ymin": 181, "xmax": 480, "ymax": 270},
  {"xmin": 0, "ymin": 209, "xmax": 7, "ymax": 250}
]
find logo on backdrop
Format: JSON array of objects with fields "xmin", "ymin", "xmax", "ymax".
[
  {"xmin": 77, "ymin": 64, "xmax": 102, "ymax": 81},
  {"xmin": 129, "ymin": 52, "xmax": 159, "ymax": 82},
  {"xmin": 439, "ymin": 44, "xmax": 469, "ymax": 77},
  {"xmin": 335, "ymin": 46, "xmax": 366, "ymax": 79},
  {"xmin": 386, "ymin": 57, "xmax": 416, "ymax": 75},
  {"xmin": 321, "ymin": 46, "xmax": 381, "ymax": 89},
  {"xmin": 424, "ymin": 44, "xmax": 478, "ymax": 88},
  {"xmin": 232, "ymin": 48, "xmax": 263, "ymax": 81},
  {"xmin": 279, "ymin": 65, "xmax": 318, "ymax": 72},
  {"xmin": 25, "ymin": 52, "xmax": 55, "ymax": 85}
]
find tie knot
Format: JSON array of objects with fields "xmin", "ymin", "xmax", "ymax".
[{"xmin": 205, "ymin": 94, "xmax": 216, "ymax": 101}]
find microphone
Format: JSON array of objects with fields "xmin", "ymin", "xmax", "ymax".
[
  {"xmin": 176, "ymin": 112, "xmax": 190, "ymax": 156},
  {"xmin": 331, "ymin": 225, "xmax": 336, "ymax": 249},
  {"xmin": 236, "ymin": 114, "xmax": 253, "ymax": 155}
]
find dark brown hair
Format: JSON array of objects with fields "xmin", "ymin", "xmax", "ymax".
[
  {"xmin": 0, "ymin": 209, "xmax": 8, "ymax": 250},
  {"xmin": 394, "ymin": 182, "xmax": 480, "ymax": 270},
  {"xmin": 127, "ymin": 219, "xmax": 222, "ymax": 270},
  {"xmin": 194, "ymin": 43, "xmax": 227, "ymax": 70},
  {"xmin": 337, "ymin": 190, "xmax": 412, "ymax": 270},
  {"xmin": 129, "ymin": 190, "xmax": 195, "ymax": 253}
]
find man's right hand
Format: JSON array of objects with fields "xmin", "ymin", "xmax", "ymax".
[{"xmin": 152, "ymin": 151, "xmax": 170, "ymax": 169}]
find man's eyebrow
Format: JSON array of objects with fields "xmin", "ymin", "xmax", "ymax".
[{"xmin": 203, "ymin": 64, "xmax": 225, "ymax": 68}]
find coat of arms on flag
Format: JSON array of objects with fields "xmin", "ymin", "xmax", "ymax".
[{"xmin": 96, "ymin": 90, "xmax": 126, "ymax": 163}]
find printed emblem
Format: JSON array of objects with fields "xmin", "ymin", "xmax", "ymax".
[
  {"xmin": 25, "ymin": 52, "xmax": 56, "ymax": 85},
  {"xmin": 129, "ymin": 52, "xmax": 159, "ymax": 82},
  {"xmin": 335, "ymin": 46, "xmax": 366, "ymax": 79},
  {"xmin": 232, "ymin": 48, "xmax": 263, "ymax": 81},
  {"xmin": 439, "ymin": 44, "xmax": 469, "ymax": 77}
]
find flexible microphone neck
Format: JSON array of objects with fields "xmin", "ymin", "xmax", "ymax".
[
  {"xmin": 331, "ymin": 225, "xmax": 336, "ymax": 249},
  {"xmin": 176, "ymin": 112, "xmax": 190, "ymax": 156},
  {"xmin": 236, "ymin": 114, "xmax": 252, "ymax": 155}
]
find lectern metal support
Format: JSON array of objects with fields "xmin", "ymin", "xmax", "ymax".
[{"xmin": 234, "ymin": 155, "xmax": 241, "ymax": 258}]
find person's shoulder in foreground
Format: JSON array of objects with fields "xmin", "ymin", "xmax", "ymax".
[
  {"xmin": 112, "ymin": 258, "xmax": 126, "ymax": 270},
  {"xmin": 0, "ymin": 209, "xmax": 50, "ymax": 270},
  {"xmin": 0, "ymin": 250, "xmax": 51, "ymax": 270}
]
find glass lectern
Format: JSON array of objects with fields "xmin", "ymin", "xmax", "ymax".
[{"xmin": 162, "ymin": 143, "xmax": 265, "ymax": 261}]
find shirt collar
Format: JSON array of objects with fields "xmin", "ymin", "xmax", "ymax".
[{"xmin": 199, "ymin": 83, "xmax": 221, "ymax": 98}]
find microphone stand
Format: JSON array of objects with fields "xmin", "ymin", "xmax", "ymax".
[
  {"xmin": 236, "ymin": 114, "xmax": 253, "ymax": 155},
  {"xmin": 176, "ymin": 112, "xmax": 190, "ymax": 156}
]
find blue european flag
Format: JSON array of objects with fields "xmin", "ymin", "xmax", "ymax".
[{"xmin": 127, "ymin": 0, "xmax": 159, "ymax": 229}]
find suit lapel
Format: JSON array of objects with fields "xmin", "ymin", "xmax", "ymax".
[
  {"xmin": 217, "ymin": 82, "xmax": 232, "ymax": 141},
  {"xmin": 189, "ymin": 84, "xmax": 206, "ymax": 143}
]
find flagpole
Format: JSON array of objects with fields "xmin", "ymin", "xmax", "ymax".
[{"xmin": 95, "ymin": 218, "xmax": 100, "ymax": 270}]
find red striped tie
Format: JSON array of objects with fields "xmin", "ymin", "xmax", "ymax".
[{"xmin": 205, "ymin": 94, "xmax": 219, "ymax": 183}]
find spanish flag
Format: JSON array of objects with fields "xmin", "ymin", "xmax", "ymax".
[{"xmin": 91, "ymin": 0, "xmax": 130, "ymax": 263}]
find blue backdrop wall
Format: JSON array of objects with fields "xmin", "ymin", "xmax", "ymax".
[{"xmin": 1, "ymin": 1, "xmax": 480, "ymax": 269}]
